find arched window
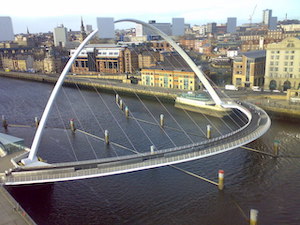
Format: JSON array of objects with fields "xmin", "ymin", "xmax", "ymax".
[
  {"xmin": 283, "ymin": 80, "xmax": 291, "ymax": 91},
  {"xmin": 269, "ymin": 80, "xmax": 277, "ymax": 90},
  {"xmin": 287, "ymin": 43, "xmax": 295, "ymax": 48}
]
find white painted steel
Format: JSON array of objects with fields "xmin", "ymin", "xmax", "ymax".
[{"xmin": 23, "ymin": 29, "xmax": 99, "ymax": 165}]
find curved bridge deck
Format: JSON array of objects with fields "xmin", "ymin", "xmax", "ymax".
[{"xmin": 1, "ymin": 101, "xmax": 271, "ymax": 185}]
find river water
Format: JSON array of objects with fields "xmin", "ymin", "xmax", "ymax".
[{"xmin": 1, "ymin": 77, "xmax": 300, "ymax": 225}]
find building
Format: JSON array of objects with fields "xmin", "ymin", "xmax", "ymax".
[
  {"xmin": 269, "ymin": 17, "xmax": 278, "ymax": 30},
  {"xmin": 86, "ymin": 25, "xmax": 93, "ymax": 34},
  {"xmin": 207, "ymin": 23, "xmax": 217, "ymax": 35},
  {"xmin": 53, "ymin": 25, "xmax": 68, "ymax": 47},
  {"xmin": 151, "ymin": 40, "xmax": 172, "ymax": 52},
  {"xmin": 264, "ymin": 37, "xmax": 300, "ymax": 91},
  {"xmin": 0, "ymin": 17, "xmax": 14, "ymax": 42},
  {"xmin": 172, "ymin": 18, "xmax": 185, "ymax": 36},
  {"xmin": 232, "ymin": 50, "xmax": 266, "ymax": 88},
  {"xmin": 141, "ymin": 52, "xmax": 200, "ymax": 91},
  {"xmin": 79, "ymin": 18, "xmax": 87, "ymax": 42},
  {"xmin": 227, "ymin": 17, "xmax": 237, "ymax": 33},
  {"xmin": 141, "ymin": 67, "xmax": 199, "ymax": 90},
  {"xmin": 71, "ymin": 44, "xmax": 139, "ymax": 75},
  {"xmin": 97, "ymin": 17, "xmax": 115, "ymax": 39},
  {"xmin": 138, "ymin": 51, "xmax": 160, "ymax": 69},
  {"xmin": 263, "ymin": 9, "xmax": 272, "ymax": 26}
]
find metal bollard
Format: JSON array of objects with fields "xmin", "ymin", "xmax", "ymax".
[
  {"xmin": 105, "ymin": 130, "xmax": 109, "ymax": 145},
  {"xmin": 250, "ymin": 209, "xmax": 258, "ymax": 225},
  {"xmin": 218, "ymin": 170, "xmax": 224, "ymax": 191},
  {"xmin": 116, "ymin": 94, "xmax": 119, "ymax": 104},
  {"xmin": 70, "ymin": 119, "xmax": 76, "ymax": 133},
  {"xmin": 160, "ymin": 114, "xmax": 164, "ymax": 127},
  {"xmin": 34, "ymin": 117, "xmax": 39, "ymax": 128},
  {"xmin": 150, "ymin": 145, "xmax": 155, "ymax": 154},
  {"xmin": 119, "ymin": 99, "xmax": 123, "ymax": 111},
  {"xmin": 207, "ymin": 125, "xmax": 212, "ymax": 139},
  {"xmin": 273, "ymin": 140, "xmax": 280, "ymax": 157},
  {"xmin": 2, "ymin": 115, "xmax": 8, "ymax": 130},
  {"xmin": 125, "ymin": 106, "xmax": 129, "ymax": 118}
]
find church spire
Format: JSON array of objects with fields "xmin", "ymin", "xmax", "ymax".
[
  {"xmin": 80, "ymin": 17, "xmax": 85, "ymax": 32},
  {"xmin": 79, "ymin": 17, "xmax": 87, "ymax": 41}
]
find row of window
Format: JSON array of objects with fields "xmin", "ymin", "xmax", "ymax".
[
  {"xmin": 270, "ymin": 55, "xmax": 295, "ymax": 60},
  {"xmin": 143, "ymin": 76, "xmax": 193, "ymax": 83},
  {"xmin": 142, "ymin": 72, "xmax": 192, "ymax": 78},
  {"xmin": 98, "ymin": 52, "xmax": 119, "ymax": 56},
  {"xmin": 269, "ymin": 67, "xmax": 300, "ymax": 72},
  {"xmin": 271, "ymin": 50, "xmax": 295, "ymax": 54},
  {"xmin": 268, "ymin": 73, "xmax": 300, "ymax": 78},
  {"xmin": 142, "ymin": 81, "xmax": 194, "ymax": 90}
]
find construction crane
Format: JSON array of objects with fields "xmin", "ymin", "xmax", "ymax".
[{"xmin": 249, "ymin": 4, "xmax": 257, "ymax": 26}]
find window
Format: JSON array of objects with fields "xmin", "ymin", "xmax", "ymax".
[
  {"xmin": 276, "ymin": 56, "xmax": 279, "ymax": 60},
  {"xmin": 284, "ymin": 62, "xmax": 288, "ymax": 66},
  {"xmin": 290, "ymin": 56, "xmax": 294, "ymax": 60},
  {"xmin": 285, "ymin": 56, "xmax": 289, "ymax": 60}
]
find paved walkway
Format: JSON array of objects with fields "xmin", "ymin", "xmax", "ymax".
[{"xmin": 0, "ymin": 186, "xmax": 36, "ymax": 225}]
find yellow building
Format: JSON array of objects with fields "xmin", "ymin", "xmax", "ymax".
[
  {"xmin": 264, "ymin": 37, "xmax": 300, "ymax": 91},
  {"xmin": 232, "ymin": 50, "xmax": 266, "ymax": 88},
  {"xmin": 141, "ymin": 68, "xmax": 199, "ymax": 91}
]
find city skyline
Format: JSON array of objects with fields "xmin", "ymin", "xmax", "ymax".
[{"xmin": 1, "ymin": 0, "xmax": 300, "ymax": 33}]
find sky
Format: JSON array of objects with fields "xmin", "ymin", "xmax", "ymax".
[{"xmin": 1, "ymin": 0, "xmax": 300, "ymax": 34}]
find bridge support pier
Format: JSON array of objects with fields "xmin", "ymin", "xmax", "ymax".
[
  {"xmin": 105, "ymin": 130, "xmax": 109, "ymax": 145},
  {"xmin": 125, "ymin": 106, "xmax": 129, "ymax": 118},
  {"xmin": 119, "ymin": 99, "xmax": 124, "ymax": 111},
  {"xmin": 150, "ymin": 145, "xmax": 155, "ymax": 154},
  {"xmin": 207, "ymin": 125, "xmax": 212, "ymax": 139},
  {"xmin": 70, "ymin": 119, "xmax": 76, "ymax": 133},
  {"xmin": 115, "ymin": 94, "xmax": 119, "ymax": 105},
  {"xmin": 273, "ymin": 140, "xmax": 280, "ymax": 157},
  {"xmin": 250, "ymin": 209, "xmax": 258, "ymax": 225},
  {"xmin": 2, "ymin": 115, "xmax": 8, "ymax": 130},
  {"xmin": 34, "ymin": 117, "xmax": 39, "ymax": 128},
  {"xmin": 218, "ymin": 170, "xmax": 224, "ymax": 191},
  {"xmin": 160, "ymin": 114, "xmax": 164, "ymax": 127}
]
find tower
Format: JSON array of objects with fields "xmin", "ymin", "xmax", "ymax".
[{"xmin": 79, "ymin": 17, "xmax": 87, "ymax": 42}]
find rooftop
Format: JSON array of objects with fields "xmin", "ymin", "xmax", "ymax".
[{"xmin": 242, "ymin": 50, "xmax": 266, "ymax": 59}]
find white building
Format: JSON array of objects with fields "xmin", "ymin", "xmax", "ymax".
[
  {"xmin": 53, "ymin": 25, "xmax": 68, "ymax": 47},
  {"xmin": 0, "ymin": 17, "xmax": 14, "ymax": 42},
  {"xmin": 263, "ymin": 9, "xmax": 272, "ymax": 25},
  {"xmin": 172, "ymin": 18, "xmax": 184, "ymax": 36},
  {"xmin": 97, "ymin": 17, "xmax": 115, "ymax": 39},
  {"xmin": 227, "ymin": 17, "xmax": 237, "ymax": 33}
]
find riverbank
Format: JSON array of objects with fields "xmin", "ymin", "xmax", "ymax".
[
  {"xmin": 0, "ymin": 71, "xmax": 177, "ymax": 102},
  {"xmin": 1, "ymin": 71, "xmax": 300, "ymax": 120},
  {"xmin": 0, "ymin": 185, "xmax": 36, "ymax": 225}
]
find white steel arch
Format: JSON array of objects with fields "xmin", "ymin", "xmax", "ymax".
[
  {"xmin": 23, "ymin": 19, "xmax": 224, "ymax": 166},
  {"xmin": 22, "ymin": 29, "xmax": 99, "ymax": 166},
  {"xmin": 114, "ymin": 19, "xmax": 222, "ymax": 105}
]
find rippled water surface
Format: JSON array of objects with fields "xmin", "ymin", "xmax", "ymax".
[{"xmin": 1, "ymin": 77, "xmax": 300, "ymax": 225}]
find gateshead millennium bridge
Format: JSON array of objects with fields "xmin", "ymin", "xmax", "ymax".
[{"xmin": 0, "ymin": 19, "xmax": 270, "ymax": 186}]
